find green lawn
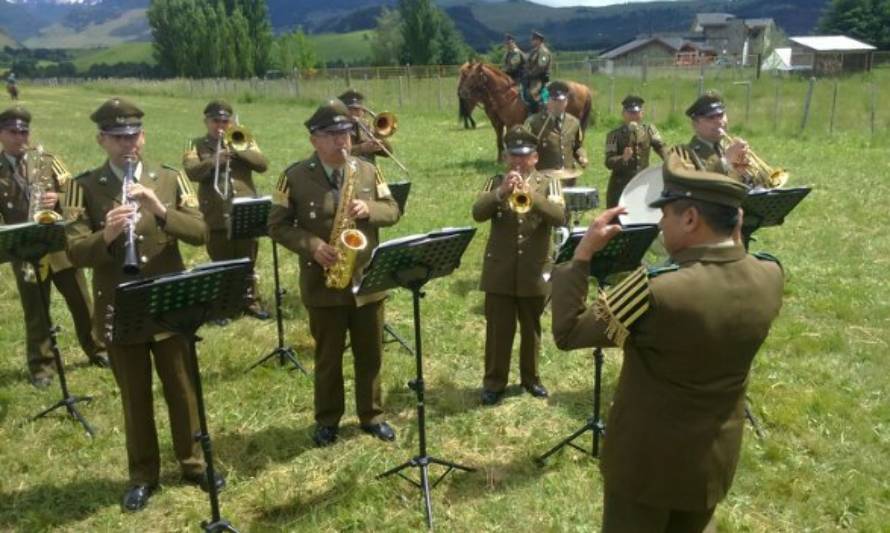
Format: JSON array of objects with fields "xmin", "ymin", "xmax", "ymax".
[
  {"xmin": 0, "ymin": 78, "xmax": 888, "ymax": 531},
  {"xmin": 309, "ymin": 31, "xmax": 374, "ymax": 66},
  {"xmin": 71, "ymin": 42, "xmax": 155, "ymax": 73}
]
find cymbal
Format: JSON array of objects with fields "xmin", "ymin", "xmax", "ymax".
[{"xmin": 543, "ymin": 167, "xmax": 583, "ymax": 180}]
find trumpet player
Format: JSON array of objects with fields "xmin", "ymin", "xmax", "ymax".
[
  {"xmin": 604, "ymin": 95, "xmax": 666, "ymax": 208},
  {"xmin": 183, "ymin": 100, "xmax": 270, "ymax": 320},
  {"xmin": 268, "ymin": 99, "xmax": 400, "ymax": 447},
  {"xmin": 472, "ymin": 126, "xmax": 568, "ymax": 406},
  {"xmin": 680, "ymin": 92, "xmax": 749, "ymax": 179},
  {"xmin": 0, "ymin": 105, "xmax": 108, "ymax": 388},
  {"xmin": 524, "ymin": 80, "xmax": 587, "ymax": 186},
  {"xmin": 338, "ymin": 89, "xmax": 392, "ymax": 165},
  {"xmin": 64, "ymin": 98, "xmax": 219, "ymax": 512}
]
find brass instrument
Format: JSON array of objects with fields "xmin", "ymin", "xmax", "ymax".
[
  {"xmin": 121, "ymin": 156, "xmax": 140, "ymax": 275},
  {"xmin": 353, "ymin": 114, "xmax": 410, "ymax": 175},
  {"xmin": 324, "ymin": 149, "xmax": 369, "ymax": 289},
  {"xmin": 719, "ymin": 128, "xmax": 788, "ymax": 189},
  {"xmin": 507, "ymin": 169, "xmax": 533, "ymax": 214},
  {"xmin": 24, "ymin": 144, "xmax": 63, "ymax": 225},
  {"xmin": 212, "ymin": 123, "xmax": 253, "ymax": 199}
]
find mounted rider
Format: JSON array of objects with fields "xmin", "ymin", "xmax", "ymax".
[{"xmin": 523, "ymin": 30, "xmax": 552, "ymax": 113}]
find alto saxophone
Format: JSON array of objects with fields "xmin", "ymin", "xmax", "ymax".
[{"xmin": 324, "ymin": 150, "xmax": 368, "ymax": 289}]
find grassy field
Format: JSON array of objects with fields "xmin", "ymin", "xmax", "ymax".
[
  {"xmin": 309, "ymin": 31, "xmax": 375, "ymax": 66},
  {"xmin": 0, "ymin": 78, "xmax": 888, "ymax": 532},
  {"xmin": 71, "ymin": 43, "xmax": 156, "ymax": 73}
]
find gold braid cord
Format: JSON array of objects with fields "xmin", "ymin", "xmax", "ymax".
[
  {"xmin": 176, "ymin": 170, "xmax": 199, "ymax": 208},
  {"xmin": 273, "ymin": 172, "xmax": 290, "ymax": 207},
  {"xmin": 593, "ymin": 267, "xmax": 651, "ymax": 348},
  {"xmin": 62, "ymin": 177, "xmax": 85, "ymax": 222}
]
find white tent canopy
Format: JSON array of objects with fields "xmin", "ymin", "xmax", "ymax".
[{"xmin": 761, "ymin": 47, "xmax": 793, "ymax": 72}]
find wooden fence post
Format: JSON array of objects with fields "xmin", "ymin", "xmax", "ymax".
[
  {"xmin": 437, "ymin": 72, "xmax": 443, "ymax": 111},
  {"xmin": 773, "ymin": 81, "xmax": 780, "ymax": 131},
  {"xmin": 608, "ymin": 76, "xmax": 615, "ymax": 115},
  {"xmin": 869, "ymin": 81, "xmax": 876, "ymax": 138},
  {"xmin": 799, "ymin": 76, "xmax": 816, "ymax": 133},
  {"xmin": 398, "ymin": 76, "xmax": 403, "ymax": 109},
  {"xmin": 829, "ymin": 80, "xmax": 839, "ymax": 134}
]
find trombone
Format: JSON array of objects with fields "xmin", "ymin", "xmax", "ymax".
[
  {"xmin": 213, "ymin": 122, "xmax": 253, "ymax": 199},
  {"xmin": 354, "ymin": 108, "xmax": 409, "ymax": 174}
]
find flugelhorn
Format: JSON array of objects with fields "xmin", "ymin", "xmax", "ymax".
[
  {"xmin": 718, "ymin": 128, "xmax": 788, "ymax": 189},
  {"xmin": 507, "ymin": 169, "xmax": 533, "ymax": 214}
]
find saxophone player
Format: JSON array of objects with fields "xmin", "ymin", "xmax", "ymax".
[
  {"xmin": 268, "ymin": 99, "xmax": 400, "ymax": 447},
  {"xmin": 0, "ymin": 105, "xmax": 108, "ymax": 388}
]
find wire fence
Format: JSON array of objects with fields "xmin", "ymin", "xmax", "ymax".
[{"xmin": 23, "ymin": 52, "xmax": 890, "ymax": 140}]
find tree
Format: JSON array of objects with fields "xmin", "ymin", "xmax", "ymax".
[
  {"xmin": 398, "ymin": 0, "xmax": 470, "ymax": 65},
  {"xmin": 435, "ymin": 9, "xmax": 470, "ymax": 65},
  {"xmin": 818, "ymin": 0, "xmax": 890, "ymax": 50},
  {"xmin": 371, "ymin": 7, "xmax": 404, "ymax": 66},
  {"xmin": 271, "ymin": 28, "xmax": 318, "ymax": 72}
]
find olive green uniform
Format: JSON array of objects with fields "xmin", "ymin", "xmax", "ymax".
[
  {"xmin": 182, "ymin": 134, "xmax": 268, "ymax": 312},
  {"xmin": 268, "ymin": 153, "xmax": 400, "ymax": 426},
  {"xmin": 552, "ymin": 245, "xmax": 784, "ymax": 530},
  {"xmin": 502, "ymin": 47, "xmax": 526, "ymax": 83},
  {"xmin": 676, "ymin": 136, "xmax": 737, "ymax": 176},
  {"xmin": 526, "ymin": 43, "xmax": 552, "ymax": 103},
  {"xmin": 604, "ymin": 123, "xmax": 666, "ymax": 207},
  {"xmin": 525, "ymin": 111, "xmax": 587, "ymax": 173},
  {"xmin": 0, "ymin": 151, "xmax": 104, "ymax": 379},
  {"xmin": 472, "ymin": 171, "xmax": 568, "ymax": 392},
  {"xmin": 64, "ymin": 160, "xmax": 207, "ymax": 486}
]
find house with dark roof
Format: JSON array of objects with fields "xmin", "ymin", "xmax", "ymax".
[
  {"xmin": 598, "ymin": 36, "xmax": 715, "ymax": 67},
  {"xmin": 688, "ymin": 13, "xmax": 780, "ymax": 61}
]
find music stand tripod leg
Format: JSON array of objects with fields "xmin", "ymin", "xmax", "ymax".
[
  {"xmin": 383, "ymin": 322, "xmax": 414, "ymax": 355},
  {"xmin": 245, "ymin": 241, "xmax": 306, "ymax": 375},
  {"xmin": 29, "ymin": 260, "xmax": 95, "ymax": 437}
]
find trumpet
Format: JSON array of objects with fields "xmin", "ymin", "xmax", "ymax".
[
  {"xmin": 718, "ymin": 128, "xmax": 788, "ymax": 189},
  {"xmin": 507, "ymin": 169, "xmax": 533, "ymax": 214}
]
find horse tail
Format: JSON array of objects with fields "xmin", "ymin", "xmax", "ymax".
[{"xmin": 579, "ymin": 88, "xmax": 593, "ymax": 131}]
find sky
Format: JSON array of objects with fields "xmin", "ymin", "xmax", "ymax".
[{"xmin": 531, "ymin": 0, "xmax": 676, "ymax": 6}]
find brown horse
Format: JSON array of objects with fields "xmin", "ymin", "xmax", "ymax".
[
  {"xmin": 458, "ymin": 60, "xmax": 594, "ymax": 160},
  {"xmin": 6, "ymin": 83, "xmax": 18, "ymax": 101}
]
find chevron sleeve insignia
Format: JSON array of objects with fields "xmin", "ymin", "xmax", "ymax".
[{"xmin": 593, "ymin": 267, "xmax": 651, "ymax": 347}]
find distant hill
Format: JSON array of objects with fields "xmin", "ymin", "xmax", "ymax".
[
  {"xmin": 0, "ymin": 0, "xmax": 830, "ymax": 54},
  {"xmin": 0, "ymin": 28, "xmax": 22, "ymax": 49}
]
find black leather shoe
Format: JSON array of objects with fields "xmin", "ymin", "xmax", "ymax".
[
  {"xmin": 29, "ymin": 375, "xmax": 53, "ymax": 389},
  {"xmin": 183, "ymin": 470, "xmax": 226, "ymax": 493},
  {"xmin": 89, "ymin": 352, "xmax": 110, "ymax": 368},
  {"xmin": 122, "ymin": 484, "xmax": 156, "ymax": 512},
  {"xmin": 361, "ymin": 421, "xmax": 396, "ymax": 442},
  {"xmin": 313, "ymin": 425, "xmax": 339, "ymax": 447},
  {"xmin": 481, "ymin": 389, "xmax": 504, "ymax": 406},
  {"xmin": 245, "ymin": 307, "xmax": 271, "ymax": 320},
  {"xmin": 523, "ymin": 383, "xmax": 549, "ymax": 399}
]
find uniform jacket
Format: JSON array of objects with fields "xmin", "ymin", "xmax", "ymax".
[
  {"xmin": 267, "ymin": 153, "xmax": 400, "ymax": 308},
  {"xmin": 604, "ymin": 122, "xmax": 666, "ymax": 180},
  {"xmin": 472, "ymin": 171, "xmax": 568, "ymax": 297},
  {"xmin": 525, "ymin": 111, "xmax": 586, "ymax": 171},
  {"xmin": 182, "ymin": 134, "xmax": 268, "ymax": 231},
  {"xmin": 526, "ymin": 44, "xmax": 552, "ymax": 80},
  {"xmin": 551, "ymin": 243, "xmax": 784, "ymax": 510},
  {"xmin": 503, "ymin": 48, "xmax": 526, "ymax": 80},
  {"xmin": 0, "ymin": 150, "xmax": 73, "ymax": 272},
  {"xmin": 678, "ymin": 136, "xmax": 739, "ymax": 177},
  {"xmin": 64, "ymin": 160, "xmax": 206, "ymax": 342}
]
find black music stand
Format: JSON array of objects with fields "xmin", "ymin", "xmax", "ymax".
[
  {"xmin": 359, "ymin": 228, "xmax": 477, "ymax": 529},
  {"xmin": 739, "ymin": 186, "xmax": 810, "ymax": 437},
  {"xmin": 537, "ymin": 224, "xmax": 659, "ymax": 464},
  {"xmin": 0, "ymin": 222, "xmax": 96, "ymax": 436},
  {"xmin": 112, "ymin": 259, "xmax": 250, "ymax": 533},
  {"xmin": 231, "ymin": 197, "xmax": 306, "ymax": 375},
  {"xmin": 381, "ymin": 181, "xmax": 415, "ymax": 355},
  {"xmin": 741, "ymin": 187, "xmax": 811, "ymax": 249}
]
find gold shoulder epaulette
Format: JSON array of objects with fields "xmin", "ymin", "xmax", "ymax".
[
  {"xmin": 63, "ymin": 177, "xmax": 85, "ymax": 221},
  {"xmin": 547, "ymin": 173, "xmax": 565, "ymax": 205},
  {"xmin": 593, "ymin": 267, "xmax": 651, "ymax": 347}
]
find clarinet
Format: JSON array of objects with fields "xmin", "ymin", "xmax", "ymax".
[{"xmin": 122, "ymin": 156, "xmax": 140, "ymax": 275}]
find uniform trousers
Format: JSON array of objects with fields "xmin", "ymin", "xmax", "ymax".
[
  {"xmin": 606, "ymin": 175, "xmax": 633, "ymax": 209},
  {"xmin": 108, "ymin": 334, "xmax": 205, "ymax": 486},
  {"xmin": 307, "ymin": 300, "xmax": 385, "ymax": 427},
  {"xmin": 483, "ymin": 292, "xmax": 545, "ymax": 392},
  {"xmin": 206, "ymin": 229, "xmax": 262, "ymax": 311},
  {"xmin": 602, "ymin": 489, "xmax": 717, "ymax": 533},
  {"xmin": 11, "ymin": 262, "xmax": 103, "ymax": 378}
]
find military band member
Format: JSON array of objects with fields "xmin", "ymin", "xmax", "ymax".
[
  {"xmin": 676, "ymin": 92, "xmax": 748, "ymax": 180},
  {"xmin": 524, "ymin": 30, "xmax": 552, "ymax": 112},
  {"xmin": 182, "ymin": 99, "xmax": 270, "ymax": 320},
  {"xmin": 268, "ymin": 99, "xmax": 401, "ymax": 446},
  {"xmin": 472, "ymin": 126, "xmax": 568, "ymax": 405},
  {"xmin": 502, "ymin": 33, "xmax": 526, "ymax": 84},
  {"xmin": 604, "ymin": 95, "xmax": 666, "ymax": 208},
  {"xmin": 64, "ymin": 98, "xmax": 222, "ymax": 512},
  {"xmin": 551, "ymin": 153, "xmax": 784, "ymax": 532},
  {"xmin": 0, "ymin": 106, "xmax": 108, "ymax": 388},
  {"xmin": 524, "ymin": 80, "xmax": 587, "ymax": 186},
  {"xmin": 338, "ymin": 89, "xmax": 392, "ymax": 165}
]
